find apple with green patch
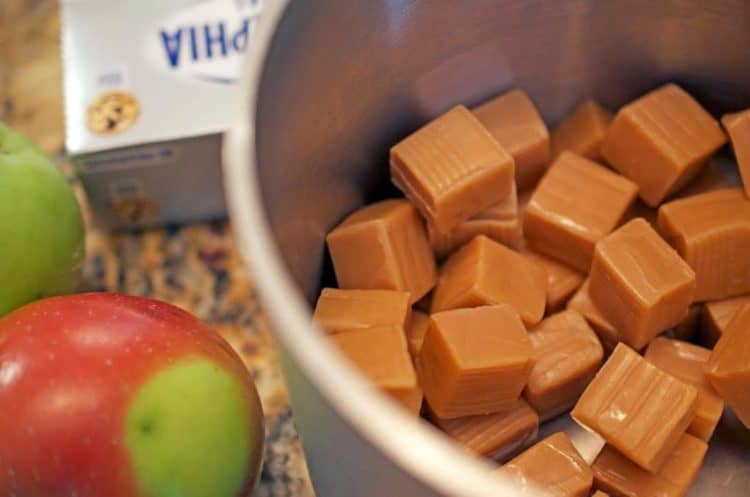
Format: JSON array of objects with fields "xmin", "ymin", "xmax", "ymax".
[
  {"xmin": 0, "ymin": 122, "xmax": 85, "ymax": 316},
  {"xmin": 0, "ymin": 293, "xmax": 264, "ymax": 497}
]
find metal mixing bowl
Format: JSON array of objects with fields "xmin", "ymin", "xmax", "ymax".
[{"xmin": 224, "ymin": 1, "xmax": 750, "ymax": 495}]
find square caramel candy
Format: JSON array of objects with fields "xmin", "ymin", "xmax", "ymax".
[
  {"xmin": 700, "ymin": 294, "xmax": 750, "ymax": 347},
  {"xmin": 326, "ymin": 199, "xmax": 437, "ymax": 303},
  {"xmin": 418, "ymin": 305, "xmax": 533, "ymax": 418},
  {"xmin": 523, "ymin": 249, "xmax": 585, "ymax": 312},
  {"xmin": 428, "ymin": 183, "xmax": 522, "ymax": 259},
  {"xmin": 572, "ymin": 343, "xmax": 699, "ymax": 473},
  {"xmin": 645, "ymin": 337, "xmax": 724, "ymax": 441},
  {"xmin": 551, "ymin": 99, "xmax": 613, "ymax": 162},
  {"xmin": 601, "ymin": 83, "xmax": 726, "ymax": 206},
  {"xmin": 658, "ymin": 188, "xmax": 750, "ymax": 301},
  {"xmin": 591, "ymin": 492, "xmax": 609, "ymax": 497},
  {"xmin": 312, "ymin": 288, "xmax": 411, "ymax": 335},
  {"xmin": 722, "ymin": 109, "xmax": 750, "ymax": 197},
  {"xmin": 405, "ymin": 310, "xmax": 430, "ymax": 359},
  {"xmin": 524, "ymin": 310, "xmax": 604, "ymax": 421},
  {"xmin": 430, "ymin": 235, "xmax": 547, "ymax": 326},
  {"xmin": 330, "ymin": 325, "xmax": 422, "ymax": 414},
  {"xmin": 705, "ymin": 304, "xmax": 750, "ymax": 428},
  {"xmin": 589, "ymin": 218, "xmax": 695, "ymax": 350},
  {"xmin": 427, "ymin": 398, "xmax": 539, "ymax": 461},
  {"xmin": 524, "ymin": 151, "xmax": 639, "ymax": 272},
  {"xmin": 390, "ymin": 105, "xmax": 515, "ymax": 233},
  {"xmin": 592, "ymin": 434, "xmax": 708, "ymax": 497},
  {"xmin": 566, "ymin": 279, "xmax": 620, "ymax": 355},
  {"xmin": 499, "ymin": 432, "xmax": 593, "ymax": 497},
  {"xmin": 473, "ymin": 89, "xmax": 550, "ymax": 191}
]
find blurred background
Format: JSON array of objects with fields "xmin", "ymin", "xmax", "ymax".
[{"xmin": 1, "ymin": 2, "xmax": 314, "ymax": 495}]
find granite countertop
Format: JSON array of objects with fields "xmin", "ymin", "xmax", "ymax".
[{"xmin": 2, "ymin": 2, "xmax": 314, "ymax": 496}]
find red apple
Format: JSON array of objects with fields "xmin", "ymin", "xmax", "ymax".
[{"xmin": 0, "ymin": 293, "xmax": 264, "ymax": 497}]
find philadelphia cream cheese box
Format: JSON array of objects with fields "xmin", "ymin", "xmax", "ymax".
[{"xmin": 61, "ymin": 0, "xmax": 263, "ymax": 229}]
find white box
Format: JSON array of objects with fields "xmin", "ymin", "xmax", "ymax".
[{"xmin": 62, "ymin": 0, "xmax": 263, "ymax": 228}]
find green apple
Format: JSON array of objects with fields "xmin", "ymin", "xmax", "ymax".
[{"xmin": 0, "ymin": 122, "xmax": 85, "ymax": 316}]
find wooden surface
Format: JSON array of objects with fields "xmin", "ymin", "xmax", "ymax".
[{"xmin": 2, "ymin": 3, "xmax": 315, "ymax": 496}]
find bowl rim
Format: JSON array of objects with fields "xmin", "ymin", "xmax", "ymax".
[{"xmin": 223, "ymin": 2, "xmax": 538, "ymax": 496}]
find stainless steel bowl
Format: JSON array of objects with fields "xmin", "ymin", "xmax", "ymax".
[{"xmin": 225, "ymin": 1, "xmax": 750, "ymax": 495}]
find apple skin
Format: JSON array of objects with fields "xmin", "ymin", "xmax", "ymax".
[
  {"xmin": 0, "ymin": 122, "xmax": 85, "ymax": 316},
  {"xmin": 0, "ymin": 293, "xmax": 264, "ymax": 497}
]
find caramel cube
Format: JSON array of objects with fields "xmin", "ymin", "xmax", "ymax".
[
  {"xmin": 705, "ymin": 304, "xmax": 750, "ymax": 428},
  {"xmin": 592, "ymin": 434, "xmax": 708, "ymax": 497},
  {"xmin": 566, "ymin": 280, "xmax": 620, "ymax": 354},
  {"xmin": 590, "ymin": 218, "xmax": 695, "ymax": 350},
  {"xmin": 645, "ymin": 337, "xmax": 724, "ymax": 441},
  {"xmin": 312, "ymin": 288, "xmax": 411, "ymax": 335},
  {"xmin": 551, "ymin": 99, "xmax": 613, "ymax": 162},
  {"xmin": 592, "ymin": 492, "xmax": 610, "ymax": 497},
  {"xmin": 701, "ymin": 294, "xmax": 750, "ymax": 346},
  {"xmin": 571, "ymin": 343, "xmax": 699, "ymax": 472},
  {"xmin": 430, "ymin": 235, "xmax": 547, "ymax": 326},
  {"xmin": 658, "ymin": 188, "xmax": 750, "ymax": 301},
  {"xmin": 523, "ymin": 249, "xmax": 585, "ymax": 312},
  {"xmin": 418, "ymin": 305, "xmax": 533, "ymax": 418},
  {"xmin": 524, "ymin": 151, "xmax": 639, "ymax": 272},
  {"xmin": 722, "ymin": 109, "xmax": 750, "ymax": 197},
  {"xmin": 428, "ymin": 398, "xmax": 539, "ymax": 461},
  {"xmin": 473, "ymin": 89, "xmax": 550, "ymax": 191},
  {"xmin": 405, "ymin": 310, "xmax": 430, "ymax": 358},
  {"xmin": 500, "ymin": 432, "xmax": 593, "ymax": 497},
  {"xmin": 390, "ymin": 105, "xmax": 515, "ymax": 233},
  {"xmin": 330, "ymin": 325, "xmax": 422, "ymax": 413},
  {"xmin": 326, "ymin": 199, "xmax": 437, "ymax": 303},
  {"xmin": 601, "ymin": 84, "xmax": 726, "ymax": 206},
  {"xmin": 428, "ymin": 183, "xmax": 522, "ymax": 259},
  {"xmin": 525, "ymin": 310, "xmax": 604, "ymax": 420}
]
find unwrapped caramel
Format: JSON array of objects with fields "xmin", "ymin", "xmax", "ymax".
[
  {"xmin": 524, "ymin": 151, "xmax": 638, "ymax": 272},
  {"xmin": 313, "ymin": 288, "xmax": 411, "ymax": 335},
  {"xmin": 390, "ymin": 105, "xmax": 515, "ymax": 233},
  {"xmin": 566, "ymin": 280, "xmax": 620, "ymax": 354},
  {"xmin": 418, "ymin": 305, "xmax": 533, "ymax": 419},
  {"xmin": 590, "ymin": 218, "xmax": 695, "ymax": 350},
  {"xmin": 644, "ymin": 337, "xmax": 724, "ymax": 441},
  {"xmin": 701, "ymin": 294, "xmax": 750, "ymax": 346},
  {"xmin": 601, "ymin": 83, "xmax": 726, "ymax": 206},
  {"xmin": 330, "ymin": 325, "xmax": 422, "ymax": 413},
  {"xmin": 500, "ymin": 432, "xmax": 593, "ymax": 497},
  {"xmin": 705, "ymin": 303, "xmax": 750, "ymax": 428},
  {"xmin": 551, "ymin": 99, "xmax": 612, "ymax": 162},
  {"xmin": 525, "ymin": 310, "xmax": 604, "ymax": 420},
  {"xmin": 326, "ymin": 199, "xmax": 436, "ymax": 303},
  {"xmin": 473, "ymin": 89, "xmax": 550, "ymax": 191},
  {"xmin": 406, "ymin": 310, "xmax": 430, "ymax": 359},
  {"xmin": 430, "ymin": 235, "xmax": 547, "ymax": 326},
  {"xmin": 428, "ymin": 183, "xmax": 522, "ymax": 259},
  {"xmin": 524, "ymin": 249, "xmax": 585, "ymax": 312},
  {"xmin": 428, "ymin": 398, "xmax": 539, "ymax": 461},
  {"xmin": 572, "ymin": 343, "xmax": 698, "ymax": 473},
  {"xmin": 592, "ymin": 433, "xmax": 708, "ymax": 497},
  {"xmin": 658, "ymin": 188, "xmax": 750, "ymax": 301},
  {"xmin": 722, "ymin": 109, "xmax": 750, "ymax": 197}
]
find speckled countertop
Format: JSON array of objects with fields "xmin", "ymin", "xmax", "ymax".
[{"xmin": 2, "ymin": 2, "xmax": 314, "ymax": 496}]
